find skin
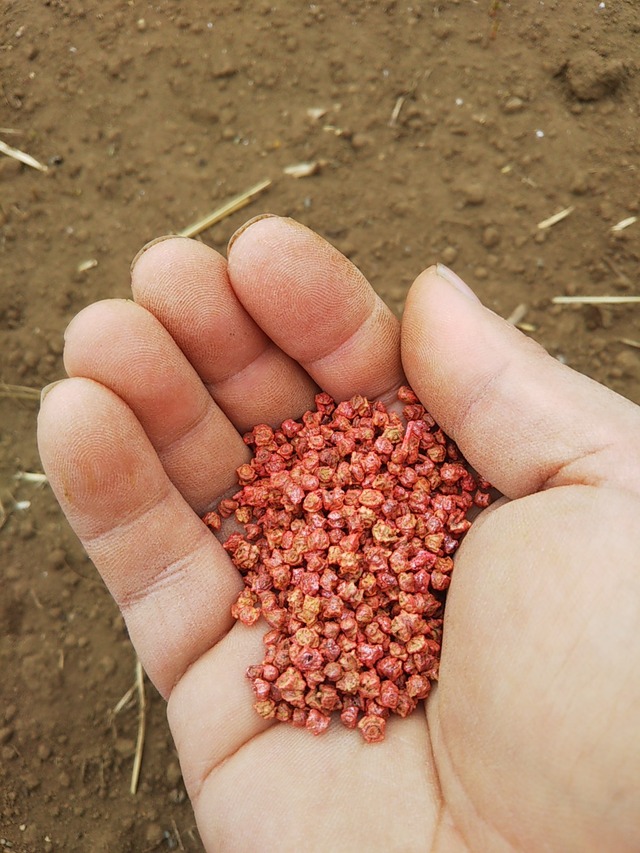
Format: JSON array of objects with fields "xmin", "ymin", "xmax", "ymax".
[{"xmin": 37, "ymin": 217, "xmax": 640, "ymax": 852}]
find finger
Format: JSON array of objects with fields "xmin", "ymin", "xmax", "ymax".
[
  {"xmin": 167, "ymin": 622, "xmax": 274, "ymax": 797},
  {"xmin": 227, "ymin": 216, "xmax": 404, "ymax": 405},
  {"xmin": 169, "ymin": 632, "xmax": 437, "ymax": 851},
  {"xmin": 37, "ymin": 379, "xmax": 241, "ymax": 697},
  {"xmin": 431, "ymin": 487, "xmax": 640, "ymax": 850},
  {"xmin": 130, "ymin": 235, "xmax": 317, "ymax": 432},
  {"xmin": 401, "ymin": 266, "xmax": 640, "ymax": 498},
  {"xmin": 63, "ymin": 299, "xmax": 248, "ymax": 514},
  {"xmin": 191, "ymin": 712, "xmax": 435, "ymax": 853}
]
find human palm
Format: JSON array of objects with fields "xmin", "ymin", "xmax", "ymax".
[{"xmin": 38, "ymin": 217, "xmax": 640, "ymax": 851}]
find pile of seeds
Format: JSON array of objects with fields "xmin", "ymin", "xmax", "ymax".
[{"xmin": 202, "ymin": 388, "xmax": 491, "ymax": 743}]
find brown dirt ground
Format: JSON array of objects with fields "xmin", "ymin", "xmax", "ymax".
[{"xmin": 1, "ymin": 1, "xmax": 639, "ymax": 850}]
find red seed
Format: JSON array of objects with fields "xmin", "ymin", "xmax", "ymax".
[
  {"xmin": 356, "ymin": 642, "xmax": 384, "ymax": 667},
  {"xmin": 254, "ymin": 699, "xmax": 276, "ymax": 719},
  {"xmin": 306, "ymin": 709, "xmax": 331, "ymax": 736},
  {"xmin": 358, "ymin": 714, "xmax": 386, "ymax": 744},
  {"xmin": 202, "ymin": 510, "xmax": 221, "ymax": 531},
  {"xmin": 293, "ymin": 646, "xmax": 324, "ymax": 673},
  {"xmin": 207, "ymin": 388, "xmax": 492, "ymax": 743},
  {"xmin": 379, "ymin": 680, "xmax": 400, "ymax": 710},
  {"xmin": 340, "ymin": 705, "xmax": 360, "ymax": 729},
  {"xmin": 376, "ymin": 656, "xmax": 403, "ymax": 681},
  {"xmin": 336, "ymin": 671, "xmax": 360, "ymax": 694}
]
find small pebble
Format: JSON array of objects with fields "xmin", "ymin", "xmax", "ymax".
[
  {"xmin": 441, "ymin": 246, "xmax": 458, "ymax": 265},
  {"xmin": 115, "ymin": 738, "xmax": 135, "ymax": 756},
  {"xmin": 100, "ymin": 655, "xmax": 117, "ymax": 676},
  {"xmin": 502, "ymin": 96, "xmax": 525, "ymax": 113},
  {"xmin": 46, "ymin": 548, "xmax": 67, "ymax": 571},
  {"xmin": 462, "ymin": 183, "xmax": 486, "ymax": 205},
  {"xmin": 482, "ymin": 226, "xmax": 500, "ymax": 248},
  {"xmin": 37, "ymin": 743, "xmax": 52, "ymax": 761},
  {"xmin": 166, "ymin": 761, "xmax": 182, "ymax": 787},
  {"xmin": 145, "ymin": 823, "xmax": 164, "ymax": 845}
]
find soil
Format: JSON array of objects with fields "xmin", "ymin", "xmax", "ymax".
[{"xmin": 1, "ymin": 1, "xmax": 638, "ymax": 850}]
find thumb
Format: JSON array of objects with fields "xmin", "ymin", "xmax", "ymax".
[{"xmin": 401, "ymin": 265, "xmax": 640, "ymax": 499}]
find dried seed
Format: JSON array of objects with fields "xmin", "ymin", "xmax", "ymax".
[{"xmin": 206, "ymin": 389, "xmax": 492, "ymax": 742}]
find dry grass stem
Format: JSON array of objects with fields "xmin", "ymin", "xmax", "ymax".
[
  {"xmin": 171, "ymin": 819, "xmax": 185, "ymax": 852},
  {"xmin": 179, "ymin": 178, "xmax": 271, "ymax": 238},
  {"xmin": 14, "ymin": 471, "xmax": 48, "ymax": 484},
  {"xmin": 0, "ymin": 487, "xmax": 35, "ymax": 527},
  {"xmin": 537, "ymin": 206, "xmax": 574, "ymax": 230},
  {"xmin": 552, "ymin": 295, "xmax": 640, "ymax": 305},
  {"xmin": 506, "ymin": 302, "xmax": 528, "ymax": 325},
  {"xmin": 389, "ymin": 95, "xmax": 406, "ymax": 127},
  {"xmin": 0, "ymin": 138, "xmax": 48, "ymax": 171},
  {"xmin": 388, "ymin": 70, "xmax": 431, "ymax": 127},
  {"xmin": 602, "ymin": 256, "xmax": 632, "ymax": 287},
  {"xmin": 30, "ymin": 588, "xmax": 44, "ymax": 610},
  {"xmin": 130, "ymin": 658, "xmax": 146, "ymax": 795},
  {"xmin": 620, "ymin": 338, "xmax": 640, "ymax": 349},
  {"xmin": 112, "ymin": 684, "xmax": 136, "ymax": 717},
  {"xmin": 611, "ymin": 216, "xmax": 637, "ymax": 233},
  {"xmin": 0, "ymin": 383, "xmax": 41, "ymax": 401}
]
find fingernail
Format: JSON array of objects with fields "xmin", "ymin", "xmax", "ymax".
[
  {"xmin": 227, "ymin": 213, "xmax": 278, "ymax": 254},
  {"xmin": 130, "ymin": 235, "xmax": 180, "ymax": 274},
  {"xmin": 40, "ymin": 379, "xmax": 66, "ymax": 404},
  {"xmin": 435, "ymin": 263, "xmax": 481, "ymax": 303}
]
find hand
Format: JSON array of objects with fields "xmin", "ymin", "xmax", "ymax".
[{"xmin": 38, "ymin": 217, "xmax": 640, "ymax": 852}]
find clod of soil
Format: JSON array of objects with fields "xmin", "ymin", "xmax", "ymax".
[{"xmin": 564, "ymin": 50, "xmax": 627, "ymax": 101}]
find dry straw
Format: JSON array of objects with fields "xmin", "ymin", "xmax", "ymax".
[
  {"xmin": 179, "ymin": 178, "xmax": 271, "ymax": 238},
  {"xmin": 111, "ymin": 656, "xmax": 147, "ymax": 795},
  {"xmin": 611, "ymin": 216, "xmax": 637, "ymax": 233},
  {"xmin": 0, "ymin": 383, "xmax": 41, "ymax": 401},
  {"xmin": 130, "ymin": 658, "xmax": 147, "ymax": 795},
  {"xmin": 537, "ymin": 206, "xmax": 574, "ymax": 230},
  {"xmin": 553, "ymin": 296, "xmax": 640, "ymax": 305},
  {"xmin": 0, "ymin": 138, "xmax": 48, "ymax": 171}
]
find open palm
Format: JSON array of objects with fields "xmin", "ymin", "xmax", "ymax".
[{"xmin": 38, "ymin": 217, "xmax": 640, "ymax": 852}]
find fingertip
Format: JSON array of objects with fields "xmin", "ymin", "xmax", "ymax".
[
  {"xmin": 225, "ymin": 215, "xmax": 318, "ymax": 280},
  {"xmin": 38, "ymin": 377, "xmax": 87, "ymax": 438},
  {"xmin": 129, "ymin": 234, "xmax": 187, "ymax": 275},
  {"xmin": 130, "ymin": 235, "xmax": 213, "ymax": 300},
  {"xmin": 402, "ymin": 265, "xmax": 489, "ymax": 404},
  {"xmin": 63, "ymin": 298, "xmax": 133, "ymax": 353},
  {"xmin": 402, "ymin": 262, "xmax": 522, "ymax": 379},
  {"xmin": 39, "ymin": 378, "xmax": 68, "ymax": 407},
  {"xmin": 37, "ymin": 377, "xmax": 107, "ymax": 488},
  {"xmin": 227, "ymin": 213, "xmax": 280, "ymax": 255},
  {"xmin": 404, "ymin": 264, "xmax": 483, "ymax": 323},
  {"xmin": 434, "ymin": 264, "xmax": 482, "ymax": 303}
]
